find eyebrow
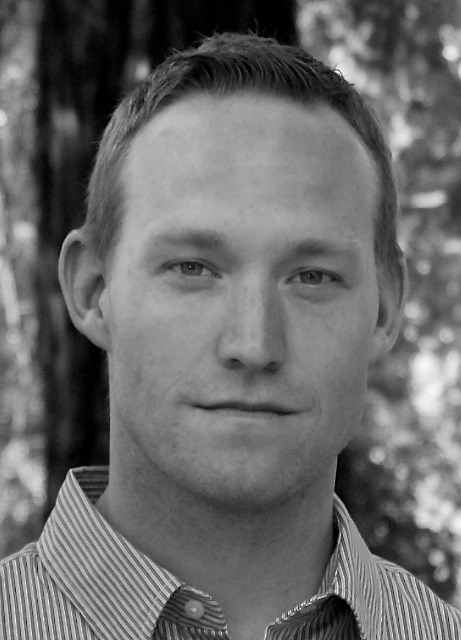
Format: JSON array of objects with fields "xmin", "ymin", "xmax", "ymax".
[
  {"xmin": 282, "ymin": 238, "xmax": 361, "ymax": 261},
  {"xmin": 147, "ymin": 229, "xmax": 361, "ymax": 261},
  {"xmin": 150, "ymin": 230, "xmax": 225, "ymax": 251}
]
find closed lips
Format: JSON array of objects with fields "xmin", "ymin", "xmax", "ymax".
[{"xmin": 197, "ymin": 402, "xmax": 295, "ymax": 415}]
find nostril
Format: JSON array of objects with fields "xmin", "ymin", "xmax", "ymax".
[{"xmin": 265, "ymin": 360, "xmax": 281, "ymax": 373}]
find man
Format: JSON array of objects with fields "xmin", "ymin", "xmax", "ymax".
[{"xmin": 1, "ymin": 33, "xmax": 460, "ymax": 640}]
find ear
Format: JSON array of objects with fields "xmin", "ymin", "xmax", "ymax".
[
  {"xmin": 369, "ymin": 254, "xmax": 408, "ymax": 363},
  {"xmin": 58, "ymin": 229, "xmax": 111, "ymax": 352}
]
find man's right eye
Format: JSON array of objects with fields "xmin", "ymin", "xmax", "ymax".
[{"xmin": 166, "ymin": 261, "xmax": 216, "ymax": 277}]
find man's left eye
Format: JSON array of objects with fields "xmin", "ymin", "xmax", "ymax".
[{"xmin": 292, "ymin": 270, "xmax": 335, "ymax": 285}]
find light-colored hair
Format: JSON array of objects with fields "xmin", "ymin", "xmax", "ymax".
[{"xmin": 83, "ymin": 32, "xmax": 402, "ymax": 277}]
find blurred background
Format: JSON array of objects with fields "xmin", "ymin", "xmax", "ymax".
[{"xmin": 1, "ymin": 0, "xmax": 461, "ymax": 607}]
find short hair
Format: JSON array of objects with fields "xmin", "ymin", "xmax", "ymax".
[{"xmin": 83, "ymin": 32, "xmax": 402, "ymax": 278}]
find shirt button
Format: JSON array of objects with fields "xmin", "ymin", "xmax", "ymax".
[{"xmin": 184, "ymin": 599, "xmax": 205, "ymax": 619}]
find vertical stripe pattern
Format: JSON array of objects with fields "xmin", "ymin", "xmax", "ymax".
[{"xmin": 1, "ymin": 466, "xmax": 460, "ymax": 639}]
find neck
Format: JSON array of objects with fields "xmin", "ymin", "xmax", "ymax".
[{"xmin": 95, "ymin": 462, "xmax": 336, "ymax": 633}]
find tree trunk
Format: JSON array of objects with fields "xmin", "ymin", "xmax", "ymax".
[{"xmin": 36, "ymin": 0, "xmax": 297, "ymax": 517}]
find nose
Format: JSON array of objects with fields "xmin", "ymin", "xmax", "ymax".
[{"xmin": 216, "ymin": 277, "xmax": 286, "ymax": 372}]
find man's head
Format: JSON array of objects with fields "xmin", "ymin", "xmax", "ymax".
[
  {"xmin": 59, "ymin": 33, "xmax": 406, "ymax": 511},
  {"xmin": 83, "ymin": 32, "xmax": 402, "ymax": 281}
]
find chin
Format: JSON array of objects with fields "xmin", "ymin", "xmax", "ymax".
[{"xmin": 181, "ymin": 466, "xmax": 315, "ymax": 515}]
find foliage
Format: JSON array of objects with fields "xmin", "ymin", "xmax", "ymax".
[{"xmin": 0, "ymin": 0, "xmax": 44, "ymax": 559}]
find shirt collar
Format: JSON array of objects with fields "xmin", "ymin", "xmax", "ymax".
[
  {"xmin": 37, "ymin": 467, "xmax": 182, "ymax": 640},
  {"xmin": 38, "ymin": 467, "xmax": 382, "ymax": 640},
  {"xmin": 325, "ymin": 495, "xmax": 384, "ymax": 640}
]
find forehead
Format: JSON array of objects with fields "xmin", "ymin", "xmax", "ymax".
[
  {"xmin": 122, "ymin": 93, "xmax": 378, "ymax": 247},
  {"xmin": 128, "ymin": 92, "xmax": 375, "ymax": 177}
]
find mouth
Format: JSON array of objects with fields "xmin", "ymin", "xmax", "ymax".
[{"xmin": 196, "ymin": 402, "xmax": 295, "ymax": 416}]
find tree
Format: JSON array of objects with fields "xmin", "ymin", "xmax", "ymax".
[{"xmin": 35, "ymin": 0, "xmax": 297, "ymax": 516}]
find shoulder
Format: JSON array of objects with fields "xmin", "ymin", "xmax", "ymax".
[
  {"xmin": 0, "ymin": 542, "xmax": 42, "ymax": 605},
  {"xmin": 1, "ymin": 543, "xmax": 66, "ymax": 639},
  {"xmin": 374, "ymin": 554, "xmax": 461, "ymax": 638},
  {"xmin": 0, "ymin": 541, "xmax": 40, "ymax": 579},
  {"xmin": 1, "ymin": 541, "xmax": 99, "ymax": 640}
]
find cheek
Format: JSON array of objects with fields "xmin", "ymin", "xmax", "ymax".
[
  {"xmin": 298, "ymin": 304, "xmax": 376, "ymax": 419},
  {"xmin": 109, "ymin": 298, "xmax": 208, "ymax": 398},
  {"xmin": 296, "ymin": 291, "xmax": 376, "ymax": 365},
  {"xmin": 324, "ymin": 315, "xmax": 375, "ymax": 390}
]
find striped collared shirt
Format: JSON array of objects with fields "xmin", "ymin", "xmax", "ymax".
[{"xmin": 1, "ymin": 467, "xmax": 460, "ymax": 640}]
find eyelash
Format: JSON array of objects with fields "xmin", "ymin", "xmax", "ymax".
[{"xmin": 165, "ymin": 261, "xmax": 338, "ymax": 285}]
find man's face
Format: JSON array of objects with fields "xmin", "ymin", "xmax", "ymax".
[{"xmin": 102, "ymin": 93, "xmax": 382, "ymax": 510}]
